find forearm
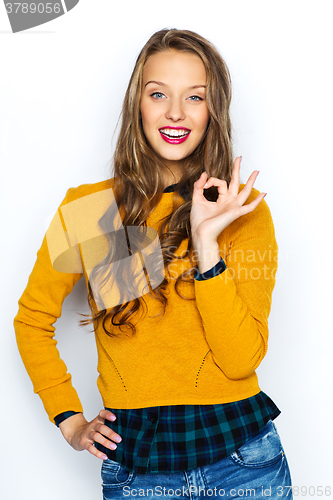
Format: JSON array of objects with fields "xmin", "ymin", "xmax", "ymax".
[
  {"xmin": 192, "ymin": 189, "xmax": 278, "ymax": 380},
  {"xmin": 194, "ymin": 270, "xmax": 269, "ymax": 379},
  {"xmin": 14, "ymin": 308, "xmax": 83, "ymax": 422}
]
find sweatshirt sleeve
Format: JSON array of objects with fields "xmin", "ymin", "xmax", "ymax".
[
  {"xmin": 13, "ymin": 187, "xmax": 84, "ymax": 424},
  {"xmin": 193, "ymin": 187, "xmax": 278, "ymax": 381}
]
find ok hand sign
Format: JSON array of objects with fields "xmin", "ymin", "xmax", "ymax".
[{"xmin": 190, "ymin": 157, "xmax": 267, "ymax": 244}]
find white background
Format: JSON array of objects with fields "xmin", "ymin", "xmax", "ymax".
[{"xmin": 1, "ymin": 1, "xmax": 332, "ymax": 499}]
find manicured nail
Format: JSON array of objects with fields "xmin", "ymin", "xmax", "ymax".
[
  {"xmin": 263, "ymin": 193, "xmax": 267, "ymax": 198},
  {"xmin": 109, "ymin": 415, "xmax": 116, "ymax": 421},
  {"xmin": 102, "ymin": 454, "xmax": 108, "ymax": 460}
]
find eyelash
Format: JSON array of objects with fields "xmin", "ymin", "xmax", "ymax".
[{"xmin": 150, "ymin": 92, "xmax": 203, "ymax": 101}]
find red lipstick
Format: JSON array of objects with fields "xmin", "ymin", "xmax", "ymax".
[{"xmin": 159, "ymin": 127, "xmax": 191, "ymax": 144}]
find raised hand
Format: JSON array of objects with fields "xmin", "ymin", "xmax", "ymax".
[
  {"xmin": 59, "ymin": 410, "xmax": 122, "ymax": 460},
  {"xmin": 190, "ymin": 156, "xmax": 266, "ymax": 245}
]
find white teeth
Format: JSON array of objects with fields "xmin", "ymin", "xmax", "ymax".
[{"xmin": 160, "ymin": 128, "xmax": 190, "ymax": 138}]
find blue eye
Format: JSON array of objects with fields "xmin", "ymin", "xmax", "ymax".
[
  {"xmin": 151, "ymin": 92, "xmax": 165, "ymax": 99},
  {"xmin": 150, "ymin": 92, "xmax": 203, "ymax": 101},
  {"xmin": 189, "ymin": 95, "xmax": 203, "ymax": 101}
]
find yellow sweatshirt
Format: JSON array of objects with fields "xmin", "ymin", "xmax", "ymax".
[{"xmin": 14, "ymin": 178, "xmax": 278, "ymax": 424}]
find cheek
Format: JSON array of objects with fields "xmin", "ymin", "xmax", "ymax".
[
  {"xmin": 193, "ymin": 106, "xmax": 210, "ymax": 135},
  {"xmin": 140, "ymin": 99, "xmax": 157, "ymax": 128},
  {"xmin": 197, "ymin": 116, "xmax": 209, "ymax": 137}
]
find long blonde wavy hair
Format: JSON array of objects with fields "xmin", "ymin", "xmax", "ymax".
[{"xmin": 78, "ymin": 28, "xmax": 234, "ymax": 336}]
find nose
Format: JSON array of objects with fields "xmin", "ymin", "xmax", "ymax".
[{"xmin": 165, "ymin": 97, "xmax": 185, "ymax": 122}]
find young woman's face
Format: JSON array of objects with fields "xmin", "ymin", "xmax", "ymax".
[{"xmin": 140, "ymin": 49, "xmax": 209, "ymax": 173}]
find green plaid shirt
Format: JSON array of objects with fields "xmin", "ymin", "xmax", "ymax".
[{"xmin": 96, "ymin": 391, "xmax": 280, "ymax": 473}]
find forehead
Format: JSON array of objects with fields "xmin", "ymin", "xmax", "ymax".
[{"xmin": 142, "ymin": 49, "xmax": 207, "ymax": 84}]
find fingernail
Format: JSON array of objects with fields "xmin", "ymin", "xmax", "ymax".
[
  {"xmin": 109, "ymin": 415, "xmax": 116, "ymax": 421},
  {"xmin": 203, "ymin": 182, "xmax": 208, "ymax": 188},
  {"xmin": 240, "ymin": 156, "xmax": 242, "ymax": 163},
  {"xmin": 110, "ymin": 443, "xmax": 117, "ymax": 450},
  {"xmin": 114, "ymin": 435, "xmax": 122, "ymax": 443},
  {"xmin": 102, "ymin": 454, "xmax": 108, "ymax": 460},
  {"xmin": 263, "ymin": 193, "xmax": 267, "ymax": 198}
]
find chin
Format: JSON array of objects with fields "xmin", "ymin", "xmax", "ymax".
[{"xmin": 160, "ymin": 148, "xmax": 192, "ymax": 162}]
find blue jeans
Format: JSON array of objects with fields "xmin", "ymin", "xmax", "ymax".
[{"xmin": 101, "ymin": 419, "xmax": 293, "ymax": 499}]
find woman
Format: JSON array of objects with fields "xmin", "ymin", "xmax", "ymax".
[{"xmin": 14, "ymin": 28, "xmax": 293, "ymax": 498}]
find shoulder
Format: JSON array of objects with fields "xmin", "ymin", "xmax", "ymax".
[{"xmin": 63, "ymin": 178, "xmax": 115, "ymax": 204}]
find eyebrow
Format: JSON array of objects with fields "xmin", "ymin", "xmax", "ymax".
[{"xmin": 144, "ymin": 80, "xmax": 206, "ymax": 89}]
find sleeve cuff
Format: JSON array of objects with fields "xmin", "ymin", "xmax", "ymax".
[
  {"xmin": 54, "ymin": 411, "xmax": 82, "ymax": 427},
  {"xmin": 194, "ymin": 257, "xmax": 227, "ymax": 281}
]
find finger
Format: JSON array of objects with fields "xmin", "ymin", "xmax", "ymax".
[
  {"xmin": 238, "ymin": 192, "xmax": 266, "ymax": 216},
  {"xmin": 99, "ymin": 409, "xmax": 117, "ymax": 422},
  {"xmin": 85, "ymin": 416, "xmax": 121, "ymax": 446},
  {"xmin": 201, "ymin": 176, "xmax": 228, "ymax": 195},
  {"xmin": 237, "ymin": 170, "xmax": 260, "ymax": 205},
  {"xmin": 228, "ymin": 156, "xmax": 241, "ymax": 196},
  {"xmin": 91, "ymin": 430, "xmax": 119, "ymax": 451},
  {"xmin": 86, "ymin": 442, "xmax": 109, "ymax": 461},
  {"xmin": 216, "ymin": 179, "xmax": 228, "ymax": 196},
  {"xmin": 96, "ymin": 423, "xmax": 122, "ymax": 445}
]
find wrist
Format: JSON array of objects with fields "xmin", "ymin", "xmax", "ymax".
[
  {"xmin": 59, "ymin": 413, "xmax": 87, "ymax": 445},
  {"xmin": 194, "ymin": 257, "xmax": 226, "ymax": 281},
  {"xmin": 54, "ymin": 411, "xmax": 82, "ymax": 427}
]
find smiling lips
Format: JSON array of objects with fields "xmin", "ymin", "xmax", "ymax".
[{"xmin": 159, "ymin": 127, "xmax": 191, "ymax": 144}]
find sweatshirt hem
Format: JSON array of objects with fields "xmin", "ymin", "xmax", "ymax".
[{"xmin": 101, "ymin": 387, "xmax": 262, "ymax": 409}]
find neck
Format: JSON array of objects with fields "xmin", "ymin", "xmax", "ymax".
[{"xmin": 161, "ymin": 161, "xmax": 184, "ymax": 189}]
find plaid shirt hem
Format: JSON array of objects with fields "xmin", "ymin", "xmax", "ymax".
[{"xmin": 96, "ymin": 391, "xmax": 281, "ymax": 474}]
